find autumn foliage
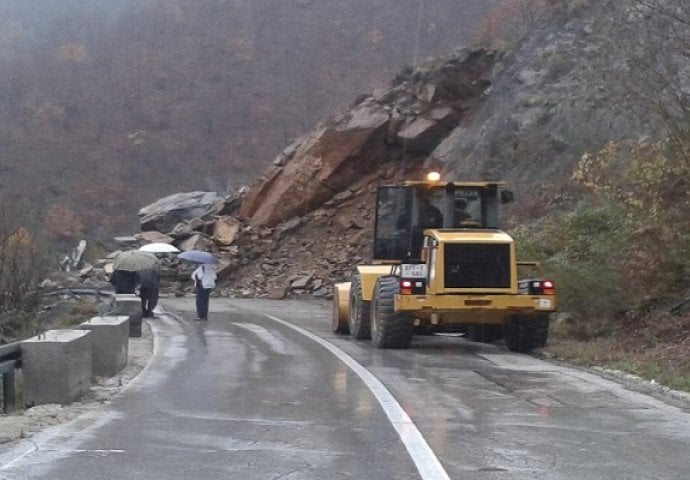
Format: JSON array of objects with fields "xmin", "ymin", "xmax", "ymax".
[
  {"xmin": 45, "ymin": 204, "xmax": 84, "ymax": 240},
  {"xmin": 0, "ymin": 206, "xmax": 49, "ymax": 313},
  {"xmin": 515, "ymin": 138, "xmax": 690, "ymax": 324}
]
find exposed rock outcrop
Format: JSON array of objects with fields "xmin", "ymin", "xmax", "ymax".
[
  {"xmin": 139, "ymin": 192, "xmax": 222, "ymax": 233},
  {"xmin": 240, "ymin": 49, "xmax": 495, "ymax": 228}
]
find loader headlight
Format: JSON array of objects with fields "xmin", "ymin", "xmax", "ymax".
[{"xmin": 426, "ymin": 171, "xmax": 441, "ymax": 183}]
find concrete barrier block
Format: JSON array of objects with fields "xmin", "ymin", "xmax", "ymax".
[
  {"xmin": 114, "ymin": 294, "xmax": 143, "ymax": 337},
  {"xmin": 114, "ymin": 294, "xmax": 140, "ymax": 314},
  {"xmin": 79, "ymin": 316, "xmax": 129, "ymax": 378},
  {"xmin": 21, "ymin": 330, "xmax": 92, "ymax": 406}
]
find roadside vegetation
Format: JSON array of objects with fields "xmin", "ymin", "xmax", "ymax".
[
  {"xmin": 486, "ymin": 0, "xmax": 690, "ymax": 391},
  {"xmin": 513, "ymin": 139, "xmax": 690, "ymax": 392},
  {"xmin": 0, "ymin": 201, "xmax": 54, "ymax": 341}
]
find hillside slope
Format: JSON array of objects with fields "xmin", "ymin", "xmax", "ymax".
[
  {"xmin": 223, "ymin": 2, "xmax": 664, "ymax": 291},
  {"xmin": 0, "ymin": 0, "xmax": 495, "ymax": 235},
  {"xmin": 205, "ymin": 1, "xmax": 688, "ymax": 390}
]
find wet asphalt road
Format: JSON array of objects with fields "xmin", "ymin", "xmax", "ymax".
[{"xmin": 1, "ymin": 297, "xmax": 689, "ymax": 479}]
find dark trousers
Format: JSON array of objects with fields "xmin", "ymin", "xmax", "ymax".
[
  {"xmin": 195, "ymin": 287, "xmax": 211, "ymax": 319},
  {"xmin": 140, "ymin": 287, "xmax": 159, "ymax": 317}
]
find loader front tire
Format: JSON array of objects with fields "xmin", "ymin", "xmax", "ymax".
[
  {"xmin": 371, "ymin": 276, "xmax": 413, "ymax": 349},
  {"xmin": 348, "ymin": 276, "xmax": 371, "ymax": 340}
]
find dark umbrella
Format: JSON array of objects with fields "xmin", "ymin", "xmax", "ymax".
[
  {"xmin": 112, "ymin": 250, "xmax": 159, "ymax": 271},
  {"xmin": 178, "ymin": 250, "xmax": 219, "ymax": 264}
]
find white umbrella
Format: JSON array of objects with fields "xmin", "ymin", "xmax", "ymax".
[{"xmin": 139, "ymin": 242, "xmax": 180, "ymax": 253}]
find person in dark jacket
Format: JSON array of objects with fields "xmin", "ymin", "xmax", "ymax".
[
  {"xmin": 109, "ymin": 269, "xmax": 138, "ymax": 294},
  {"xmin": 136, "ymin": 267, "xmax": 160, "ymax": 318}
]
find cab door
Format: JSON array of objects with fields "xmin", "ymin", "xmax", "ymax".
[{"xmin": 373, "ymin": 186, "xmax": 413, "ymax": 260}]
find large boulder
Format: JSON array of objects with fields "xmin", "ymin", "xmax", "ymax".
[
  {"xmin": 238, "ymin": 49, "xmax": 495, "ymax": 229},
  {"xmin": 239, "ymin": 102, "xmax": 390, "ymax": 227},
  {"xmin": 213, "ymin": 216, "xmax": 241, "ymax": 246},
  {"xmin": 135, "ymin": 231, "xmax": 175, "ymax": 244},
  {"xmin": 178, "ymin": 233, "xmax": 214, "ymax": 252},
  {"xmin": 139, "ymin": 192, "xmax": 221, "ymax": 233}
]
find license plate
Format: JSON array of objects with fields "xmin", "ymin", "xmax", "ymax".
[
  {"xmin": 538, "ymin": 299, "xmax": 552, "ymax": 309},
  {"xmin": 401, "ymin": 264, "xmax": 427, "ymax": 278}
]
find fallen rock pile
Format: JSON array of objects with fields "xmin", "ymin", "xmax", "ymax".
[{"xmin": 53, "ymin": 164, "xmax": 405, "ymax": 301}]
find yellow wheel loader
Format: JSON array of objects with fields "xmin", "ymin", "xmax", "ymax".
[{"xmin": 332, "ymin": 174, "xmax": 556, "ymax": 352}]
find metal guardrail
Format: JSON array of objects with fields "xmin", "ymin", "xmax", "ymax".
[
  {"xmin": 0, "ymin": 342, "xmax": 21, "ymax": 413},
  {"xmin": 41, "ymin": 287, "xmax": 116, "ymax": 298}
]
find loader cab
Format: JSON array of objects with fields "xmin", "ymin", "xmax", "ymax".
[{"xmin": 373, "ymin": 180, "xmax": 511, "ymax": 261}]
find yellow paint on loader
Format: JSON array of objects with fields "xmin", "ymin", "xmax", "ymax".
[
  {"xmin": 357, "ymin": 265, "xmax": 395, "ymax": 301},
  {"xmin": 331, "ymin": 176, "xmax": 557, "ymax": 352},
  {"xmin": 332, "ymin": 282, "xmax": 351, "ymax": 333}
]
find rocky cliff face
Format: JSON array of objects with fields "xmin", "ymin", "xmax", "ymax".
[
  {"xmin": 435, "ymin": 2, "xmax": 657, "ymax": 191},
  {"xmin": 213, "ymin": 2, "xmax": 672, "ymax": 298},
  {"xmin": 237, "ymin": 2, "xmax": 665, "ymax": 233},
  {"xmin": 239, "ymin": 49, "xmax": 495, "ymax": 228}
]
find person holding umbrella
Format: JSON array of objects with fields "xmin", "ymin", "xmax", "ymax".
[
  {"xmin": 135, "ymin": 244, "xmax": 177, "ymax": 318},
  {"xmin": 191, "ymin": 263, "xmax": 217, "ymax": 321},
  {"xmin": 110, "ymin": 250, "xmax": 158, "ymax": 294},
  {"xmin": 136, "ymin": 266, "xmax": 160, "ymax": 318},
  {"xmin": 109, "ymin": 269, "xmax": 138, "ymax": 294},
  {"xmin": 178, "ymin": 250, "xmax": 219, "ymax": 321}
]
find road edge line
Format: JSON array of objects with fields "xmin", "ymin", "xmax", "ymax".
[{"xmin": 263, "ymin": 313, "xmax": 451, "ymax": 480}]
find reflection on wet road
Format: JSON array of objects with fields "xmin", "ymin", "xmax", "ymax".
[
  {"xmin": 0, "ymin": 297, "xmax": 689, "ymax": 480},
  {"xmin": 209, "ymin": 298, "xmax": 690, "ymax": 480}
]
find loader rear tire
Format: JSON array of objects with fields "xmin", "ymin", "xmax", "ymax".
[
  {"xmin": 348, "ymin": 276, "xmax": 371, "ymax": 340},
  {"xmin": 504, "ymin": 314, "xmax": 549, "ymax": 353},
  {"xmin": 371, "ymin": 276, "xmax": 413, "ymax": 349}
]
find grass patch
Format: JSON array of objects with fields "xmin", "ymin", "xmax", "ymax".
[{"xmin": 547, "ymin": 319, "xmax": 690, "ymax": 393}]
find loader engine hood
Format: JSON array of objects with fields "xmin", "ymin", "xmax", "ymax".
[{"xmin": 424, "ymin": 229, "xmax": 518, "ymax": 295}]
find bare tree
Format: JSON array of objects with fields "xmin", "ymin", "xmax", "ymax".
[
  {"xmin": 0, "ymin": 200, "xmax": 51, "ymax": 312},
  {"xmin": 603, "ymin": 0, "xmax": 690, "ymax": 155}
]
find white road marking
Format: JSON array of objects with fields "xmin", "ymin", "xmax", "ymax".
[
  {"xmin": 232, "ymin": 323, "xmax": 291, "ymax": 354},
  {"xmin": 263, "ymin": 314, "xmax": 451, "ymax": 480}
]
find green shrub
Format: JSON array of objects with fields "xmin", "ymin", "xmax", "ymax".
[
  {"xmin": 515, "ymin": 199, "xmax": 633, "ymax": 322},
  {"xmin": 514, "ymin": 136, "xmax": 690, "ymax": 333}
]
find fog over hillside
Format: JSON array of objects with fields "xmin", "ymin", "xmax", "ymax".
[{"xmin": 0, "ymin": 0, "xmax": 496, "ymax": 235}]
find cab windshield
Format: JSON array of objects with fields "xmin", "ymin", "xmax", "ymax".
[{"xmin": 373, "ymin": 184, "xmax": 500, "ymax": 261}]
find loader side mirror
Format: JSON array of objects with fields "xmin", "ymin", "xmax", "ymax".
[{"xmin": 500, "ymin": 190, "xmax": 515, "ymax": 204}]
